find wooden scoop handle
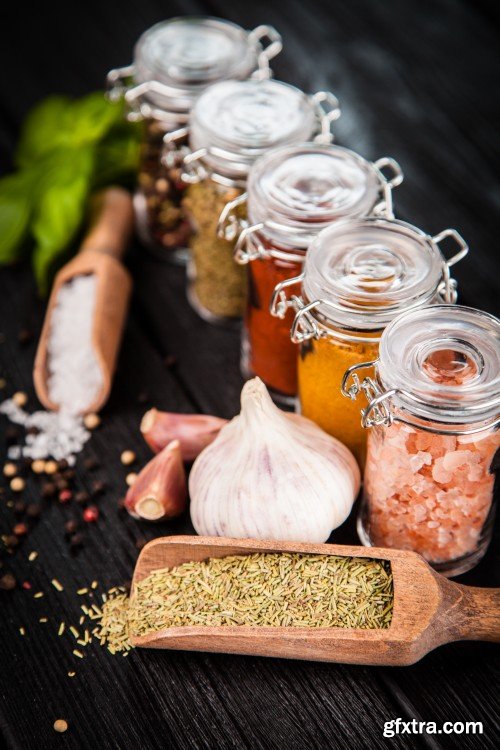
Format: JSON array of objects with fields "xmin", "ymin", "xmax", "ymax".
[
  {"xmin": 79, "ymin": 187, "xmax": 134, "ymax": 261},
  {"xmin": 449, "ymin": 583, "xmax": 500, "ymax": 643}
]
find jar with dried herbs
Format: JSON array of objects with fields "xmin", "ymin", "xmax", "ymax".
[
  {"xmin": 274, "ymin": 217, "xmax": 468, "ymax": 467},
  {"xmin": 107, "ymin": 17, "xmax": 282, "ymax": 263},
  {"xmin": 181, "ymin": 80, "xmax": 340, "ymax": 322},
  {"xmin": 344, "ymin": 305, "xmax": 500, "ymax": 576},
  {"xmin": 237, "ymin": 144, "xmax": 402, "ymax": 404}
]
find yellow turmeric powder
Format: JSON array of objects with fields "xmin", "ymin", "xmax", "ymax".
[{"xmin": 297, "ymin": 335, "xmax": 380, "ymax": 468}]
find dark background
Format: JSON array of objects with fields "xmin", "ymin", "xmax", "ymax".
[{"xmin": 0, "ymin": 1, "xmax": 499, "ymax": 749}]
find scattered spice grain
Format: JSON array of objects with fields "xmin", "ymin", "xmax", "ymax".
[
  {"xmin": 10, "ymin": 477, "xmax": 25, "ymax": 492},
  {"xmin": 51, "ymin": 579, "xmax": 64, "ymax": 592},
  {"xmin": 12, "ymin": 392, "xmax": 28, "ymax": 408},
  {"xmin": 3, "ymin": 462, "xmax": 17, "ymax": 477},
  {"xmin": 121, "ymin": 450, "xmax": 136, "ymax": 466},
  {"xmin": 83, "ymin": 413, "xmax": 100, "ymax": 430},
  {"xmin": 53, "ymin": 719, "xmax": 68, "ymax": 733}
]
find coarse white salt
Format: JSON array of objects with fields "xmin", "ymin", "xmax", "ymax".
[
  {"xmin": 47, "ymin": 275, "xmax": 103, "ymax": 413},
  {"xmin": 0, "ymin": 275, "xmax": 103, "ymax": 463}
]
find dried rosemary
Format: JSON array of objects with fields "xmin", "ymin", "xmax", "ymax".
[{"xmin": 94, "ymin": 553, "xmax": 393, "ymax": 653}]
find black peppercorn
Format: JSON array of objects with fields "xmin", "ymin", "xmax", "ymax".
[
  {"xmin": 5, "ymin": 426, "xmax": 21, "ymax": 445},
  {"xmin": 91, "ymin": 480, "xmax": 106, "ymax": 496},
  {"xmin": 4, "ymin": 535, "xmax": 19, "ymax": 549},
  {"xmin": 74, "ymin": 491, "xmax": 90, "ymax": 506},
  {"xmin": 69, "ymin": 533, "xmax": 84, "ymax": 549},
  {"xmin": 41, "ymin": 482, "xmax": 57, "ymax": 499},
  {"xmin": 83, "ymin": 457, "xmax": 99, "ymax": 471},
  {"xmin": 13, "ymin": 500, "xmax": 26, "ymax": 515},
  {"xmin": 63, "ymin": 469, "xmax": 76, "ymax": 481},
  {"xmin": 55, "ymin": 478, "xmax": 69, "ymax": 491},
  {"xmin": 57, "ymin": 459, "xmax": 69, "ymax": 471},
  {"xmin": 64, "ymin": 519, "xmax": 79, "ymax": 535},
  {"xmin": 26, "ymin": 504, "xmax": 41, "ymax": 519},
  {"xmin": 0, "ymin": 573, "xmax": 16, "ymax": 590},
  {"xmin": 17, "ymin": 328, "xmax": 34, "ymax": 346}
]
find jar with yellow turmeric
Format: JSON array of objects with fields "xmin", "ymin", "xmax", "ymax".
[{"xmin": 271, "ymin": 217, "xmax": 468, "ymax": 467}]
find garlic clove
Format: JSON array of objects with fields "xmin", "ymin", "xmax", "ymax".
[
  {"xmin": 140, "ymin": 408, "xmax": 227, "ymax": 461},
  {"xmin": 189, "ymin": 378, "xmax": 360, "ymax": 543},
  {"xmin": 124, "ymin": 440, "xmax": 187, "ymax": 521}
]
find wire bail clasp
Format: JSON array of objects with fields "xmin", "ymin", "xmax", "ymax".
[
  {"xmin": 106, "ymin": 65, "xmax": 136, "ymax": 102},
  {"xmin": 270, "ymin": 273, "xmax": 305, "ymax": 320},
  {"xmin": 431, "ymin": 228, "xmax": 468, "ymax": 303},
  {"xmin": 161, "ymin": 126, "xmax": 190, "ymax": 168},
  {"xmin": 249, "ymin": 25, "xmax": 283, "ymax": 80},
  {"xmin": 311, "ymin": 92, "xmax": 341, "ymax": 144},
  {"xmin": 217, "ymin": 192, "xmax": 249, "ymax": 242},
  {"xmin": 372, "ymin": 157, "xmax": 404, "ymax": 219},
  {"xmin": 341, "ymin": 360, "xmax": 394, "ymax": 428}
]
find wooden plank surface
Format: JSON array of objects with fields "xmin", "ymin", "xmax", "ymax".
[{"xmin": 0, "ymin": 1, "xmax": 499, "ymax": 748}]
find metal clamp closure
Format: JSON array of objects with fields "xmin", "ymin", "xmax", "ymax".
[
  {"xmin": 217, "ymin": 192, "xmax": 249, "ymax": 241},
  {"xmin": 233, "ymin": 223, "xmax": 307, "ymax": 264},
  {"xmin": 290, "ymin": 300, "xmax": 324, "ymax": 342},
  {"xmin": 372, "ymin": 158, "xmax": 404, "ymax": 220},
  {"xmin": 249, "ymin": 25, "xmax": 283, "ymax": 80},
  {"xmin": 123, "ymin": 80, "xmax": 182, "ymax": 122},
  {"xmin": 432, "ymin": 228, "xmax": 468, "ymax": 303},
  {"xmin": 341, "ymin": 360, "xmax": 393, "ymax": 427},
  {"xmin": 161, "ymin": 126, "xmax": 190, "ymax": 168},
  {"xmin": 181, "ymin": 148, "xmax": 210, "ymax": 184},
  {"xmin": 106, "ymin": 65, "xmax": 136, "ymax": 102},
  {"xmin": 311, "ymin": 92, "xmax": 341, "ymax": 144},
  {"xmin": 269, "ymin": 273, "xmax": 305, "ymax": 319}
]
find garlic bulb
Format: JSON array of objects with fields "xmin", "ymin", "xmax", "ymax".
[{"xmin": 189, "ymin": 378, "xmax": 360, "ymax": 543}]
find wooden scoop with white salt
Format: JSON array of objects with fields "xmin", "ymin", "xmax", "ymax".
[{"xmin": 34, "ymin": 187, "xmax": 134, "ymax": 414}]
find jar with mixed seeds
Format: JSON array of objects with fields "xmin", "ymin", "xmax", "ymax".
[
  {"xmin": 236, "ymin": 143, "xmax": 403, "ymax": 404},
  {"xmin": 343, "ymin": 305, "xmax": 500, "ymax": 576},
  {"xmin": 181, "ymin": 80, "xmax": 340, "ymax": 322},
  {"xmin": 272, "ymin": 217, "xmax": 468, "ymax": 466},
  {"xmin": 107, "ymin": 17, "xmax": 282, "ymax": 263}
]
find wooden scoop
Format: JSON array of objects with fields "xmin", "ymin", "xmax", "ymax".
[
  {"xmin": 33, "ymin": 187, "xmax": 134, "ymax": 414},
  {"xmin": 131, "ymin": 535, "xmax": 500, "ymax": 666}
]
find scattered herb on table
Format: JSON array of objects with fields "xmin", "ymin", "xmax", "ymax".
[{"xmin": 0, "ymin": 92, "xmax": 141, "ymax": 294}]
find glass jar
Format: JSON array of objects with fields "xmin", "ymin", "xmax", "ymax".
[
  {"xmin": 181, "ymin": 80, "xmax": 341, "ymax": 323},
  {"xmin": 236, "ymin": 143, "xmax": 403, "ymax": 404},
  {"xmin": 106, "ymin": 17, "xmax": 282, "ymax": 263},
  {"xmin": 343, "ymin": 305, "xmax": 500, "ymax": 577},
  {"xmin": 272, "ymin": 217, "xmax": 468, "ymax": 466}
]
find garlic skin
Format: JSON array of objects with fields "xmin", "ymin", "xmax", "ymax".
[
  {"xmin": 141, "ymin": 408, "xmax": 227, "ymax": 461},
  {"xmin": 190, "ymin": 378, "xmax": 360, "ymax": 543},
  {"xmin": 124, "ymin": 440, "xmax": 187, "ymax": 521}
]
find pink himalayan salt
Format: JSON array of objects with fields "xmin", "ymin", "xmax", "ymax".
[{"xmin": 364, "ymin": 422, "xmax": 499, "ymax": 563}]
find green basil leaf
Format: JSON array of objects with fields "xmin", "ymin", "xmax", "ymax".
[
  {"xmin": 16, "ymin": 96, "xmax": 72, "ymax": 167},
  {"xmin": 69, "ymin": 92, "xmax": 124, "ymax": 145},
  {"xmin": 17, "ymin": 93, "xmax": 124, "ymax": 168},
  {"xmin": 0, "ymin": 173, "xmax": 35, "ymax": 262},
  {"xmin": 92, "ymin": 125, "xmax": 141, "ymax": 188},
  {"xmin": 32, "ymin": 148, "xmax": 94, "ymax": 294}
]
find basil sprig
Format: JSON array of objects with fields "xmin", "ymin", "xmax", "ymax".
[{"xmin": 0, "ymin": 92, "xmax": 141, "ymax": 294}]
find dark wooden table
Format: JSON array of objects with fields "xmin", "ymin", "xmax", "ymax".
[{"xmin": 1, "ymin": 1, "xmax": 499, "ymax": 748}]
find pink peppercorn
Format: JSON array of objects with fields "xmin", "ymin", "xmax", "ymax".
[
  {"xmin": 58, "ymin": 490, "xmax": 72, "ymax": 504},
  {"xmin": 13, "ymin": 523, "xmax": 28, "ymax": 536},
  {"xmin": 22, "ymin": 581, "xmax": 32, "ymax": 590},
  {"xmin": 83, "ymin": 506, "xmax": 99, "ymax": 523}
]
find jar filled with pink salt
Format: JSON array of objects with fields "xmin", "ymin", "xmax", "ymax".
[{"xmin": 342, "ymin": 305, "xmax": 500, "ymax": 576}]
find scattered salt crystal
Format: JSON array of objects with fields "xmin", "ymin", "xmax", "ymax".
[{"xmin": 0, "ymin": 275, "xmax": 102, "ymax": 463}]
